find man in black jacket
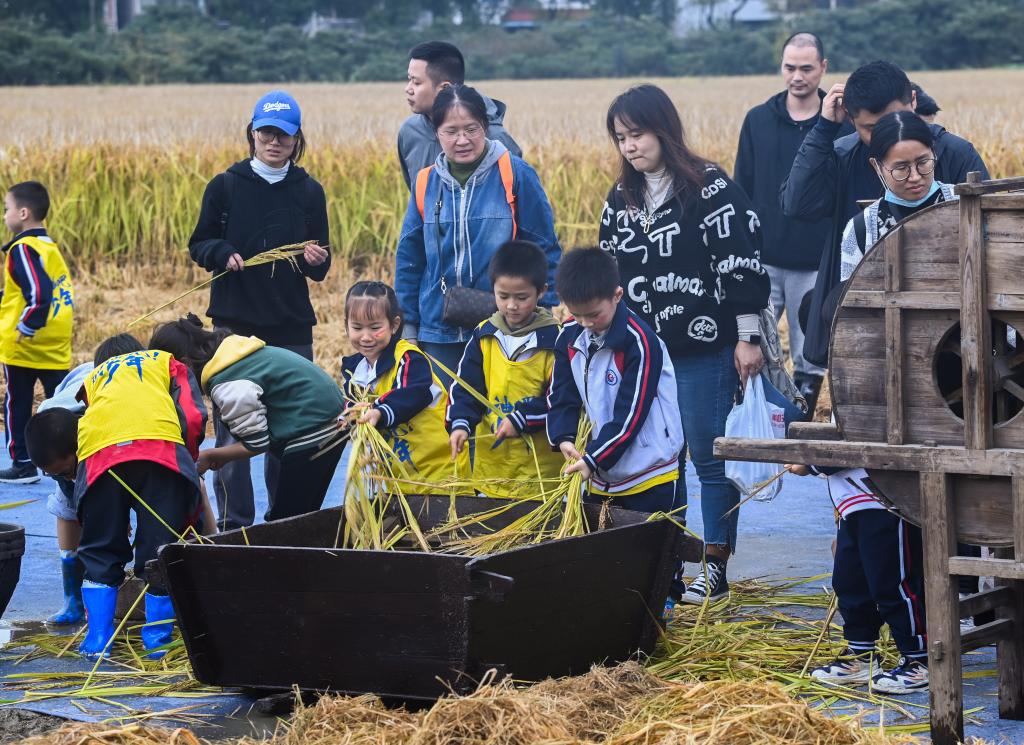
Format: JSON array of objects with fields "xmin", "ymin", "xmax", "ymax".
[
  {"xmin": 734, "ymin": 32, "xmax": 849, "ymax": 417},
  {"xmin": 781, "ymin": 60, "xmax": 988, "ymax": 369}
]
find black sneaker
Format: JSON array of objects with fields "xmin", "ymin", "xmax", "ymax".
[
  {"xmin": 872, "ymin": 656, "xmax": 929, "ymax": 694},
  {"xmin": 0, "ymin": 462, "xmax": 39, "ymax": 484},
  {"xmin": 681, "ymin": 556, "xmax": 729, "ymax": 604}
]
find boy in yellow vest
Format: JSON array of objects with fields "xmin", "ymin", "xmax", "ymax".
[
  {"xmin": 446, "ymin": 240, "xmax": 563, "ymax": 498},
  {"xmin": 0, "ymin": 181, "xmax": 74, "ymax": 484},
  {"xmin": 24, "ymin": 349, "xmax": 207, "ymax": 658}
]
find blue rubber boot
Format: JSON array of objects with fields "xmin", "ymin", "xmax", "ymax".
[
  {"xmin": 47, "ymin": 555, "xmax": 85, "ymax": 625},
  {"xmin": 79, "ymin": 583, "xmax": 118, "ymax": 658},
  {"xmin": 141, "ymin": 593, "xmax": 175, "ymax": 660}
]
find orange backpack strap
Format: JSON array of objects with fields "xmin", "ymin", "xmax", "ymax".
[
  {"xmin": 414, "ymin": 165, "xmax": 434, "ymax": 222},
  {"xmin": 497, "ymin": 151, "xmax": 517, "ymax": 239}
]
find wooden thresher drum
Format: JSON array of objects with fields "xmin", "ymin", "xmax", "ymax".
[{"xmin": 716, "ymin": 173, "xmax": 1024, "ymax": 745}]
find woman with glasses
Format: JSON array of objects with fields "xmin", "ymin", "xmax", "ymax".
[
  {"xmin": 395, "ymin": 84, "xmax": 560, "ymax": 380},
  {"xmin": 840, "ymin": 110, "xmax": 951, "ymax": 282},
  {"xmin": 188, "ymin": 90, "xmax": 331, "ymax": 531}
]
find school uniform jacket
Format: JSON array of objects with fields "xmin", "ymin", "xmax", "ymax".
[
  {"xmin": 446, "ymin": 314, "xmax": 564, "ymax": 498},
  {"xmin": 74, "ymin": 350, "xmax": 207, "ymax": 506},
  {"xmin": 0, "ymin": 229, "xmax": 74, "ymax": 370},
  {"xmin": 342, "ymin": 337, "xmax": 468, "ymax": 492},
  {"xmin": 546, "ymin": 302, "xmax": 683, "ymax": 496}
]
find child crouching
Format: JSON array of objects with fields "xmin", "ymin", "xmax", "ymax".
[{"xmin": 787, "ymin": 463, "xmax": 927, "ymax": 694}]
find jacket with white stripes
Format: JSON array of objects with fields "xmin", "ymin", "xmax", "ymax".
[
  {"xmin": 2, "ymin": 228, "xmax": 55, "ymax": 337},
  {"xmin": 341, "ymin": 336, "xmax": 436, "ymax": 430},
  {"xmin": 809, "ymin": 465, "xmax": 886, "ymax": 519},
  {"xmin": 547, "ymin": 301, "xmax": 684, "ymax": 493}
]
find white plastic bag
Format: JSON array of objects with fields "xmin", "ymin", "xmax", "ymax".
[{"xmin": 724, "ymin": 375, "xmax": 785, "ymax": 502}]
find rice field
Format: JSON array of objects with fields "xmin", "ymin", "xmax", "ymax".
[{"xmin": 0, "ymin": 69, "xmax": 1020, "ymax": 368}]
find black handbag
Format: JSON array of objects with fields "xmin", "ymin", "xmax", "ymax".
[{"xmin": 442, "ymin": 286, "xmax": 497, "ymax": 329}]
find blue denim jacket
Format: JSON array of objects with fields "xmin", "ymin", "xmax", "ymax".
[{"xmin": 394, "ymin": 141, "xmax": 561, "ymax": 345}]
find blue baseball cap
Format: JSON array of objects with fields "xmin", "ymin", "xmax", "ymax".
[{"xmin": 252, "ymin": 90, "xmax": 301, "ymax": 136}]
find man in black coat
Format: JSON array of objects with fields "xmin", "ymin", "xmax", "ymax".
[
  {"xmin": 734, "ymin": 32, "xmax": 850, "ymax": 417},
  {"xmin": 781, "ymin": 60, "xmax": 988, "ymax": 369}
]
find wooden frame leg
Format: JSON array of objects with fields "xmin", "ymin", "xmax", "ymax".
[
  {"xmin": 997, "ymin": 578, "xmax": 1024, "ymax": 719},
  {"xmin": 920, "ymin": 471, "xmax": 964, "ymax": 745}
]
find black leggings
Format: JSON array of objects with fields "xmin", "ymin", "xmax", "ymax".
[{"xmin": 264, "ymin": 442, "xmax": 345, "ymax": 522}]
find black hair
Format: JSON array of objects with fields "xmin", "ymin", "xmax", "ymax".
[
  {"xmin": 246, "ymin": 122, "xmax": 307, "ymax": 164},
  {"xmin": 843, "ymin": 60, "xmax": 913, "ymax": 118},
  {"xmin": 606, "ymin": 84, "xmax": 713, "ymax": 211},
  {"xmin": 868, "ymin": 111, "xmax": 934, "ymax": 163},
  {"xmin": 7, "ymin": 181, "xmax": 50, "ymax": 221},
  {"xmin": 345, "ymin": 281, "xmax": 404, "ymax": 329},
  {"xmin": 149, "ymin": 313, "xmax": 231, "ymax": 384},
  {"xmin": 409, "ymin": 41, "xmax": 466, "ymax": 86},
  {"xmin": 910, "ymin": 82, "xmax": 941, "ymax": 117},
  {"xmin": 555, "ymin": 247, "xmax": 620, "ymax": 306},
  {"xmin": 782, "ymin": 31, "xmax": 824, "ymax": 61},
  {"xmin": 25, "ymin": 408, "xmax": 78, "ymax": 469},
  {"xmin": 489, "ymin": 240, "xmax": 548, "ymax": 292},
  {"xmin": 431, "ymin": 85, "xmax": 489, "ymax": 131},
  {"xmin": 94, "ymin": 333, "xmax": 144, "ymax": 366}
]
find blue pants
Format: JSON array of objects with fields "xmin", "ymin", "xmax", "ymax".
[
  {"xmin": 584, "ymin": 479, "xmax": 680, "ymax": 514},
  {"xmin": 672, "ymin": 346, "xmax": 740, "ymax": 552}
]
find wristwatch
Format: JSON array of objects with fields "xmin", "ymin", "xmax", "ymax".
[{"xmin": 739, "ymin": 333, "xmax": 762, "ymax": 345}]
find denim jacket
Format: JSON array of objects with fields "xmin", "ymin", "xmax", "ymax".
[{"xmin": 394, "ymin": 141, "xmax": 561, "ymax": 345}]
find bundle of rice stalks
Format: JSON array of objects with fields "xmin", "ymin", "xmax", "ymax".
[
  {"xmin": 14, "ymin": 723, "xmax": 202, "ymax": 745},
  {"xmin": 128, "ymin": 243, "xmax": 314, "ymax": 327}
]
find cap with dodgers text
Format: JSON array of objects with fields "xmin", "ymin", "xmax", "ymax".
[{"xmin": 252, "ymin": 90, "xmax": 301, "ymax": 136}]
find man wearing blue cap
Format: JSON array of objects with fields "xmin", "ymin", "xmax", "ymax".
[{"xmin": 187, "ymin": 89, "xmax": 332, "ymax": 531}]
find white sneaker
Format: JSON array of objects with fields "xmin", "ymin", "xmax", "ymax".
[
  {"xmin": 872, "ymin": 656, "xmax": 929, "ymax": 694},
  {"xmin": 959, "ymin": 592, "xmax": 976, "ymax": 633},
  {"xmin": 809, "ymin": 648, "xmax": 876, "ymax": 686}
]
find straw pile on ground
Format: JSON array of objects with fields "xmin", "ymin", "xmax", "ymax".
[{"xmin": 13, "ymin": 663, "xmax": 928, "ymax": 745}]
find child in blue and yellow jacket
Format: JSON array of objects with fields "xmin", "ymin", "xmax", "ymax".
[
  {"xmin": 446, "ymin": 241, "xmax": 564, "ymax": 498},
  {"xmin": 0, "ymin": 181, "xmax": 74, "ymax": 484}
]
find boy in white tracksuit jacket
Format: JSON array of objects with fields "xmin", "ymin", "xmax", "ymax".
[{"xmin": 547, "ymin": 248, "xmax": 684, "ymax": 513}]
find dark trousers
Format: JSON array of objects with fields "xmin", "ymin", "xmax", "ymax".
[
  {"xmin": 211, "ymin": 336, "xmax": 313, "ymax": 530},
  {"xmin": 263, "ymin": 441, "xmax": 344, "ymax": 522},
  {"xmin": 834, "ymin": 509, "xmax": 927, "ymax": 658},
  {"xmin": 78, "ymin": 461, "xmax": 197, "ymax": 594},
  {"xmin": 584, "ymin": 478, "xmax": 681, "ymax": 515},
  {"xmin": 3, "ymin": 364, "xmax": 66, "ymax": 465}
]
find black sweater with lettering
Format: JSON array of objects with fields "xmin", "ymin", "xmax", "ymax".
[{"xmin": 598, "ymin": 167, "xmax": 770, "ymax": 357}]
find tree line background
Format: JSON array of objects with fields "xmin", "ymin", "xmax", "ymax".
[{"xmin": 0, "ymin": 0, "xmax": 1021, "ymax": 85}]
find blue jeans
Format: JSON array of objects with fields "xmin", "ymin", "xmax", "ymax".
[
  {"xmin": 673, "ymin": 346, "xmax": 740, "ymax": 552},
  {"xmin": 418, "ymin": 340, "xmax": 467, "ymax": 390}
]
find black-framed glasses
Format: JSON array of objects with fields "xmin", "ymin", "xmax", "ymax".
[
  {"xmin": 254, "ymin": 128, "xmax": 297, "ymax": 145},
  {"xmin": 881, "ymin": 157, "xmax": 936, "ymax": 182}
]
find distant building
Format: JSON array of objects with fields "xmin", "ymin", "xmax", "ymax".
[
  {"xmin": 673, "ymin": 0, "xmax": 854, "ymax": 35},
  {"xmin": 303, "ymin": 12, "xmax": 364, "ymax": 37}
]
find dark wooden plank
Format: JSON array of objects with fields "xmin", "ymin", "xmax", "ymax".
[
  {"xmin": 983, "ymin": 194, "xmax": 1024, "ymax": 211},
  {"xmin": 787, "ymin": 422, "xmax": 841, "ymax": 441},
  {"xmin": 955, "ymin": 174, "xmax": 1024, "ymax": 196},
  {"xmin": 948, "ymin": 557, "xmax": 1024, "ymax": 580},
  {"xmin": 844, "ymin": 290, "xmax": 961, "ymax": 310},
  {"xmin": 958, "ymin": 586, "xmax": 1014, "ymax": 618},
  {"xmin": 919, "ymin": 471, "xmax": 963, "ymax": 745},
  {"xmin": 961, "ymin": 618, "xmax": 1014, "ymax": 652},
  {"xmin": 986, "ymin": 212, "xmax": 1024, "ymax": 243},
  {"xmin": 886, "ymin": 307, "xmax": 904, "ymax": 444},
  {"xmin": 1015, "ymin": 476, "xmax": 1024, "ymax": 563},
  {"xmin": 713, "ymin": 437, "xmax": 1024, "ymax": 476},
  {"xmin": 996, "ymin": 578, "xmax": 1024, "ymax": 720},
  {"xmin": 959, "ymin": 191, "xmax": 993, "ymax": 450}
]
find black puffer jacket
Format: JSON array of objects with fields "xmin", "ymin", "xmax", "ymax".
[{"xmin": 189, "ymin": 160, "xmax": 330, "ymax": 346}]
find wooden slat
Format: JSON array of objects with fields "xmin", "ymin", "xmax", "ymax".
[
  {"xmin": 919, "ymin": 471, "xmax": 963, "ymax": 745},
  {"xmin": 961, "ymin": 618, "xmax": 1014, "ymax": 652},
  {"xmin": 948, "ymin": 557, "xmax": 1024, "ymax": 580},
  {"xmin": 844, "ymin": 290, "xmax": 961, "ymax": 310},
  {"xmin": 959, "ymin": 189, "xmax": 992, "ymax": 450},
  {"xmin": 996, "ymin": 579, "xmax": 1024, "ymax": 720},
  {"xmin": 982, "ymin": 194, "xmax": 1024, "ymax": 211},
  {"xmin": 713, "ymin": 437, "xmax": 1024, "ymax": 476},
  {"xmin": 954, "ymin": 173, "xmax": 1024, "ymax": 195},
  {"xmin": 1014, "ymin": 475, "xmax": 1024, "ymax": 562},
  {"xmin": 958, "ymin": 586, "xmax": 1014, "ymax": 618},
  {"xmin": 787, "ymin": 422, "xmax": 841, "ymax": 441},
  {"xmin": 884, "ymin": 227, "xmax": 904, "ymax": 445}
]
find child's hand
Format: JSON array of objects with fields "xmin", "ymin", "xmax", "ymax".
[
  {"xmin": 493, "ymin": 417, "xmax": 518, "ymax": 445},
  {"xmin": 358, "ymin": 407, "xmax": 383, "ymax": 427},
  {"xmin": 449, "ymin": 430, "xmax": 468, "ymax": 460},
  {"xmin": 559, "ymin": 441, "xmax": 583, "ymax": 461},
  {"xmin": 197, "ymin": 449, "xmax": 225, "ymax": 475},
  {"xmin": 565, "ymin": 458, "xmax": 593, "ymax": 480},
  {"xmin": 785, "ymin": 464, "xmax": 810, "ymax": 476},
  {"xmin": 303, "ymin": 241, "xmax": 329, "ymax": 267}
]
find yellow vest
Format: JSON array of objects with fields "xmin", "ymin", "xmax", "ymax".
[
  {"xmin": 78, "ymin": 351, "xmax": 184, "ymax": 461},
  {"xmin": 0, "ymin": 235, "xmax": 74, "ymax": 370},
  {"xmin": 372, "ymin": 340, "xmax": 470, "ymax": 495},
  {"xmin": 473, "ymin": 337, "xmax": 564, "ymax": 498}
]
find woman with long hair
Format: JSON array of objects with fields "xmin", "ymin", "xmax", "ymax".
[{"xmin": 599, "ymin": 84, "xmax": 770, "ymax": 606}]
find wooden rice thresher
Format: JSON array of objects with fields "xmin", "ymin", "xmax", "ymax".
[
  {"xmin": 716, "ymin": 173, "xmax": 1024, "ymax": 745},
  {"xmin": 156, "ymin": 495, "xmax": 701, "ymax": 700}
]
